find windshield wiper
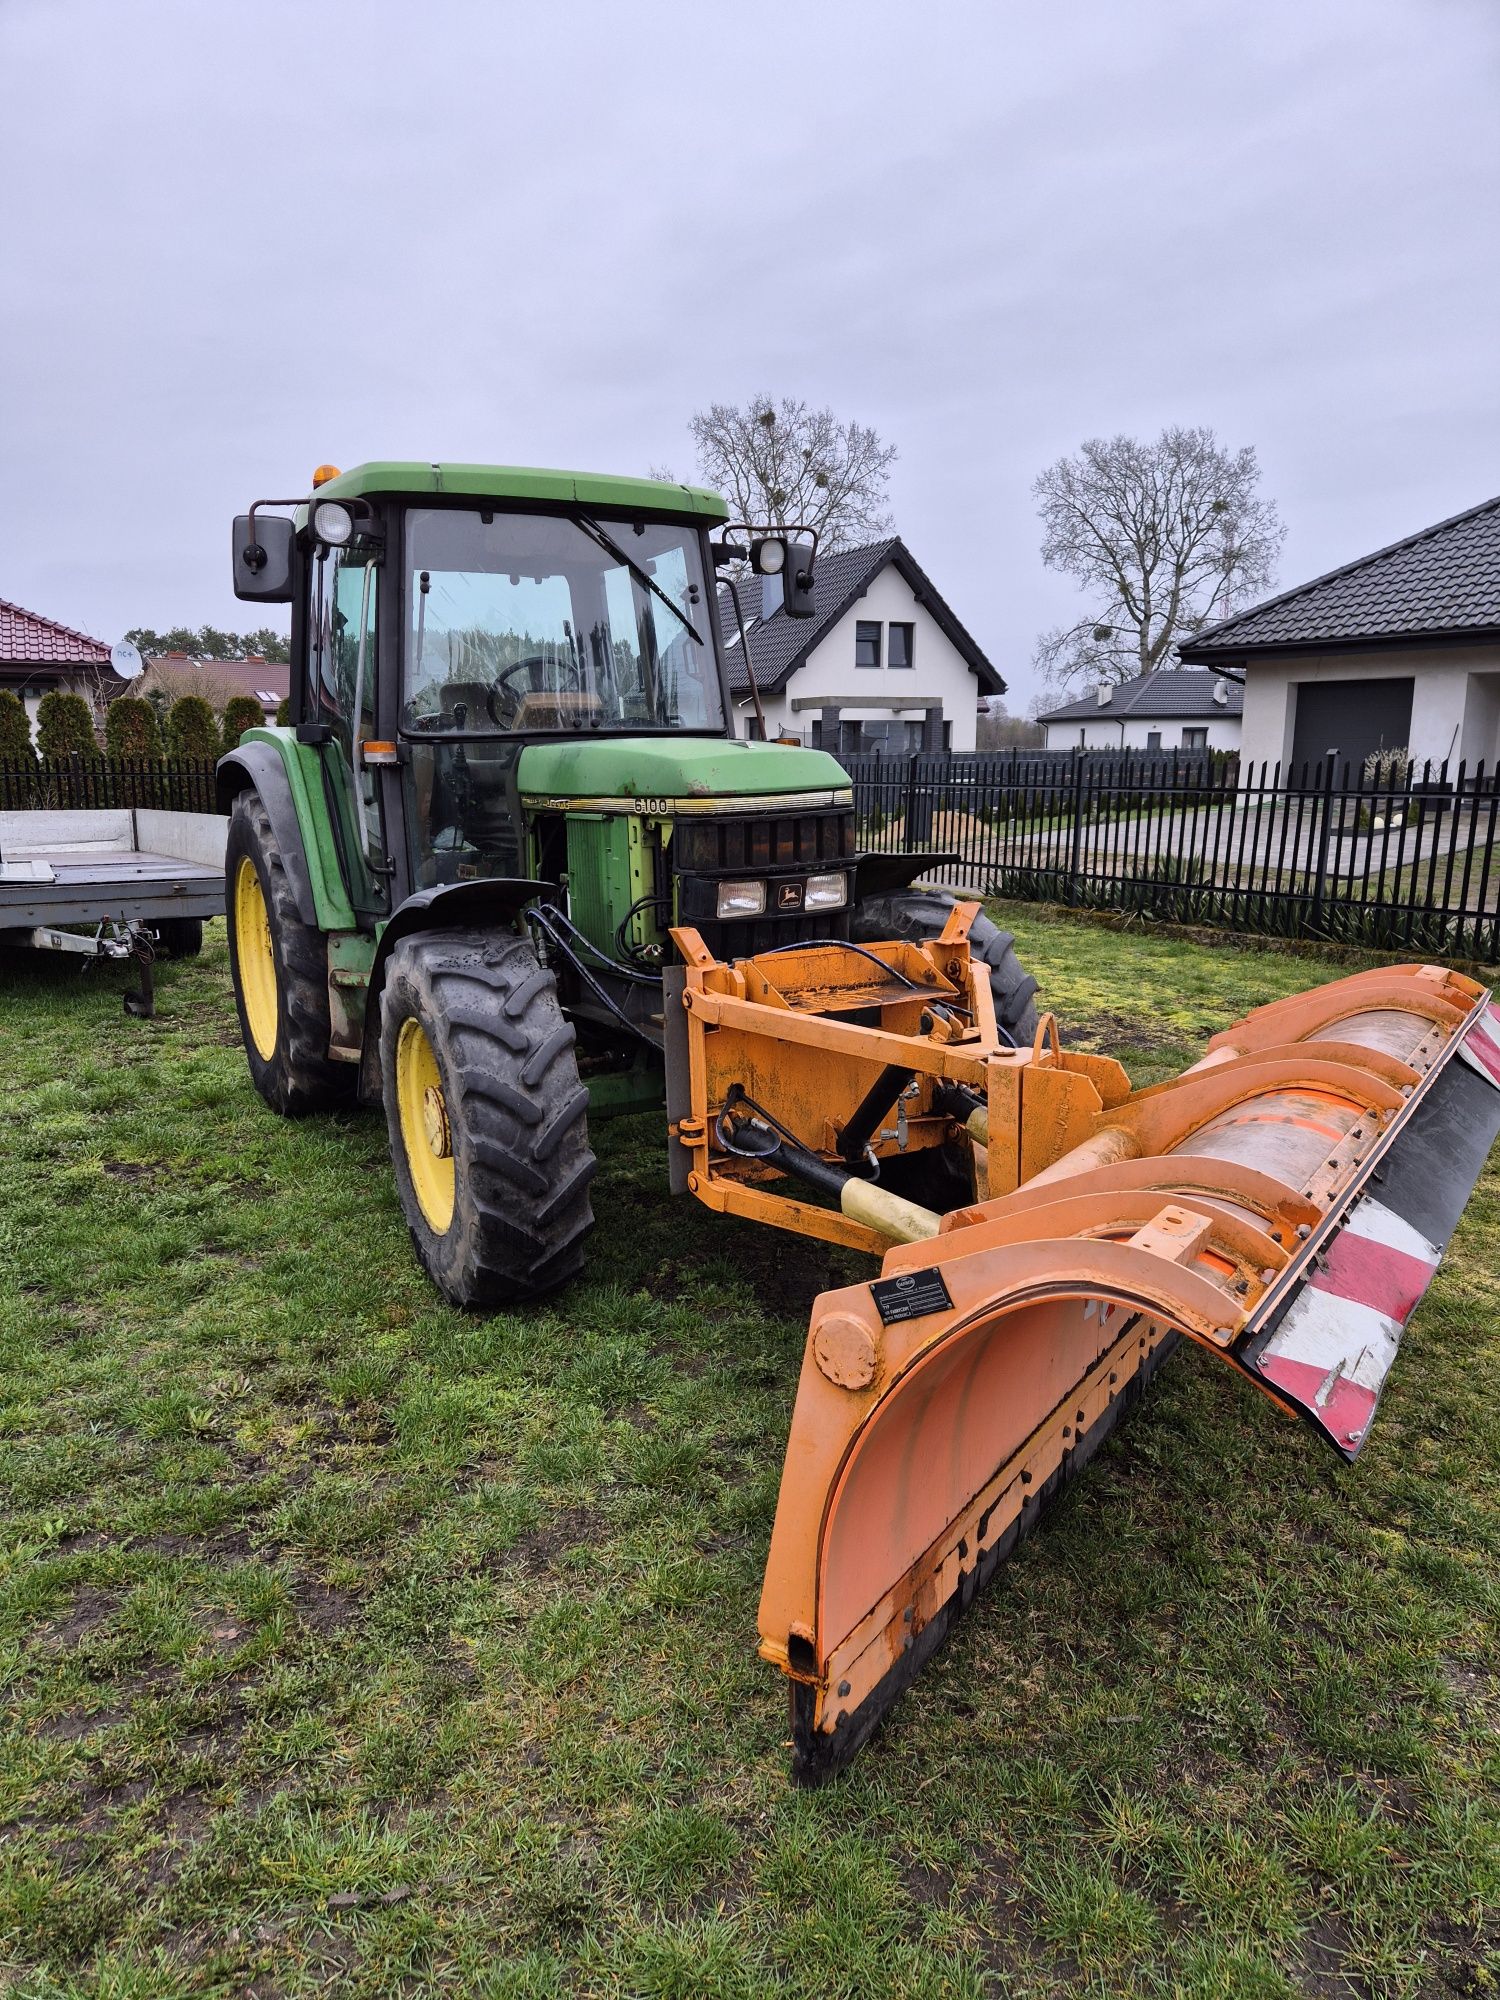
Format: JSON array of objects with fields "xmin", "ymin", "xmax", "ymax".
[{"xmin": 570, "ymin": 512, "xmax": 704, "ymax": 648}]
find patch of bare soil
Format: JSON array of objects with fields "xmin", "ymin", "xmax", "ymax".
[
  {"xmin": 1061, "ymin": 1009, "xmax": 1185, "ymax": 1059},
  {"xmin": 44, "ymin": 1586, "xmax": 119, "ymax": 1648},
  {"xmin": 508, "ymin": 1505, "xmax": 604, "ymax": 1577},
  {"xmin": 289, "ymin": 1576, "xmax": 362, "ymax": 1635},
  {"xmin": 36, "ymin": 1705, "xmax": 128, "ymax": 1741}
]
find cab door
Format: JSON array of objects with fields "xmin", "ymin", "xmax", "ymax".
[{"xmin": 306, "ymin": 539, "xmax": 389, "ymax": 917}]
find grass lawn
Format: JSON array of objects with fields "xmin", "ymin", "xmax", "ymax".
[{"xmin": 0, "ymin": 912, "xmax": 1496, "ymax": 1999}]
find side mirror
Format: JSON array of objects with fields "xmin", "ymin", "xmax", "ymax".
[
  {"xmin": 232, "ymin": 512, "xmax": 294, "ymax": 602},
  {"xmin": 783, "ymin": 537, "xmax": 815, "ymax": 619}
]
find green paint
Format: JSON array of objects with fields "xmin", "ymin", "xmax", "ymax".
[
  {"xmin": 239, "ymin": 727, "xmax": 357, "ymax": 933},
  {"xmin": 310, "ymin": 461, "xmax": 728, "ymax": 523},
  {"xmin": 564, "ymin": 814, "xmax": 638, "ymax": 958},
  {"xmin": 518, "ymin": 736, "xmax": 850, "ymax": 802},
  {"xmin": 326, "ymin": 930, "xmax": 376, "ymax": 981},
  {"xmin": 584, "ymin": 1059, "xmax": 666, "ymax": 1118}
]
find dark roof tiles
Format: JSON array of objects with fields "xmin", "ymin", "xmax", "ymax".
[
  {"xmin": 1181, "ymin": 495, "xmax": 1500, "ymax": 656},
  {"xmin": 1041, "ymin": 668, "xmax": 1243, "ymax": 724}
]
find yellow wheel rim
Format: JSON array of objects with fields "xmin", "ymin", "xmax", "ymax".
[
  {"xmin": 396, "ymin": 1014, "xmax": 456, "ymax": 1235},
  {"xmin": 233, "ymin": 855, "xmax": 279, "ymax": 1061}
]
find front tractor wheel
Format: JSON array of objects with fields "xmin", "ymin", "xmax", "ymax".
[
  {"xmin": 380, "ymin": 931, "xmax": 597, "ymax": 1310},
  {"xmin": 225, "ymin": 791, "xmax": 354, "ymax": 1116}
]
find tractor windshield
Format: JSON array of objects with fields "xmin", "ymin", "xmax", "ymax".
[{"xmin": 402, "ymin": 508, "xmax": 721, "ymax": 738}]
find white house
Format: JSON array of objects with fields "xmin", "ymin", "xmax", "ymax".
[
  {"xmin": 1179, "ymin": 495, "xmax": 1500, "ymax": 777},
  {"xmin": 1038, "ymin": 668, "xmax": 1243, "ymax": 751},
  {"xmin": 719, "ymin": 538, "xmax": 1002, "ymax": 754}
]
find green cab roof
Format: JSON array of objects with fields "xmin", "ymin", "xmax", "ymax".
[{"xmin": 309, "ymin": 461, "xmax": 729, "ymax": 522}]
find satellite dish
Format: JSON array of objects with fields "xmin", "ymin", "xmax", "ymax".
[{"xmin": 110, "ymin": 640, "xmax": 144, "ymax": 681}]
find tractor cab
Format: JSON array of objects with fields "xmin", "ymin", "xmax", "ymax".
[{"xmin": 229, "ymin": 462, "xmax": 846, "ymax": 956}]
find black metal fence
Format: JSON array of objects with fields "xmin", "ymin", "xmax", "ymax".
[
  {"xmin": 846, "ymin": 751, "xmax": 1500, "ymax": 960},
  {"xmin": 0, "ymin": 755, "xmax": 219, "ymax": 814}
]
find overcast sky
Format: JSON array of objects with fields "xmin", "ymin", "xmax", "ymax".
[{"xmin": 2, "ymin": 0, "xmax": 1496, "ymax": 711}]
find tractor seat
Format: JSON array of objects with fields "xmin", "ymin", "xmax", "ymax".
[{"xmin": 511, "ymin": 689, "xmax": 603, "ymax": 730}]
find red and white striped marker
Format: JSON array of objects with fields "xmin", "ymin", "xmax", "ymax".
[
  {"xmin": 1457, "ymin": 1001, "xmax": 1500, "ymax": 1089},
  {"xmin": 1255, "ymin": 1197, "xmax": 1441, "ymax": 1452}
]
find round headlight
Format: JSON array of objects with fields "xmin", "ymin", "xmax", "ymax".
[
  {"xmin": 752, "ymin": 537, "xmax": 786, "ymax": 575},
  {"xmin": 313, "ymin": 500, "xmax": 354, "ymax": 546}
]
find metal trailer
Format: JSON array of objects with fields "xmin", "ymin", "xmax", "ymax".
[{"xmin": 0, "ymin": 806, "xmax": 226, "ymax": 1015}]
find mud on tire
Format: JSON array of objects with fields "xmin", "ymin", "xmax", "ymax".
[
  {"xmin": 225, "ymin": 789, "xmax": 354, "ymax": 1115},
  {"xmin": 380, "ymin": 929, "xmax": 596, "ymax": 1310},
  {"xmin": 852, "ymin": 888, "xmax": 1040, "ymax": 1045}
]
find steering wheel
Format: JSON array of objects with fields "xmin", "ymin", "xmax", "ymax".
[{"xmin": 486, "ymin": 654, "xmax": 584, "ymax": 726}]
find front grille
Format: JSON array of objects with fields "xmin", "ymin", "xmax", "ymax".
[
  {"xmin": 673, "ymin": 808, "xmax": 855, "ymax": 961},
  {"xmin": 673, "ymin": 808, "xmax": 854, "ymax": 877}
]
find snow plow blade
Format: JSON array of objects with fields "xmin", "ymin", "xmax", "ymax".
[{"xmin": 753, "ymin": 964, "xmax": 1500, "ymax": 1783}]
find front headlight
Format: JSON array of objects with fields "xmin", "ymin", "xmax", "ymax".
[
  {"xmin": 804, "ymin": 871, "xmax": 848, "ymax": 911},
  {"xmin": 717, "ymin": 878, "xmax": 766, "ymax": 918}
]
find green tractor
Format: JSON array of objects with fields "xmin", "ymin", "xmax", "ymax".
[{"xmin": 221, "ymin": 462, "xmax": 1039, "ymax": 1307}]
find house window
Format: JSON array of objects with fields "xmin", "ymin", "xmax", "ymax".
[
  {"xmin": 855, "ymin": 621, "xmax": 882, "ymax": 670},
  {"xmin": 888, "ymin": 622, "xmax": 914, "ymax": 670},
  {"xmin": 1146, "ymin": 730, "xmax": 1162, "ymax": 750},
  {"xmin": 1182, "ymin": 727, "xmax": 1208, "ymax": 749}
]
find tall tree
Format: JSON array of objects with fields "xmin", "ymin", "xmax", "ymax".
[
  {"xmin": 689, "ymin": 398, "xmax": 897, "ymax": 552},
  {"xmin": 125, "ymin": 625, "xmax": 289, "ymax": 664},
  {"xmin": 1032, "ymin": 427, "xmax": 1284, "ymax": 690}
]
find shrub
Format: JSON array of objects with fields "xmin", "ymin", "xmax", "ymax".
[
  {"xmin": 1362, "ymin": 745, "xmax": 1411, "ymax": 792},
  {"xmin": 0, "ymin": 689, "xmax": 33, "ymax": 760},
  {"xmin": 104, "ymin": 696, "xmax": 162, "ymax": 759},
  {"xmin": 222, "ymin": 696, "xmax": 265, "ymax": 751},
  {"xmin": 165, "ymin": 695, "xmax": 220, "ymax": 758},
  {"xmin": 36, "ymin": 691, "xmax": 99, "ymax": 758},
  {"xmin": 275, "ymin": 696, "xmax": 292, "ymax": 727}
]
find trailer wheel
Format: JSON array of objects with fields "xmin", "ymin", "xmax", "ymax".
[
  {"xmin": 226, "ymin": 790, "xmax": 353, "ymax": 1115},
  {"xmin": 852, "ymin": 888, "xmax": 1040, "ymax": 1044},
  {"xmin": 380, "ymin": 929, "xmax": 596, "ymax": 1309},
  {"xmin": 150, "ymin": 917, "xmax": 203, "ymax": 959}
]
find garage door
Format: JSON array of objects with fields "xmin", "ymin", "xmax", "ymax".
[{"xmin": 1291, "ymin": 678, "xmax": 1413, "ymax": 777}]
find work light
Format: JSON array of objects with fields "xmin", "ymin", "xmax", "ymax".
[{"xmin": 312, "ymin": 500, "xmax": 354, "ymax": 547}]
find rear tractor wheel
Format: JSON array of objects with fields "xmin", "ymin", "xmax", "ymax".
[
  {"xmin": 225, "ymin": 790, "xmax": 354, "ymax": 1116},
  {"xmin": 852, "ymin": 887, "xmax": 1040, "ymax": 1045},
  {"xmin": 380, "ymin": 930, "xmax": 597, "ymax": 1309},
  {"xmin": 851, "ymin": 887, "xmax": 1042, "ymax": 1212}
]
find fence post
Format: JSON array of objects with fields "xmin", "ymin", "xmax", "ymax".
[
  {"xmin": 1066, "ymin": 752, "xmax": 1085, "ymax": 903},
  {"xmin": 1308, "ymin": 756, "xmax": 1336, "ymax": 934},
  {"xmin": 903, "ymin": 752, "xmax": 932, "ymax": 846}
]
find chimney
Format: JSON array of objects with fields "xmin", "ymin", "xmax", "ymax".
[
  {"xmin": 761, "ymin": 571, "xmax": 784, "ymax": 620},
  {"xmin": 1096, "ymin": 683, "xmax": 1112, "ymax": 707},
  {"xmin": 1212, "ymin": 679, "xmax": 1229, "ymax": 707}
]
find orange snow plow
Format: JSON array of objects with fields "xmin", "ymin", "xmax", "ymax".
[{"xmin": 666, "ymin": 906, "xmax": 1500, "ymax": 1781}]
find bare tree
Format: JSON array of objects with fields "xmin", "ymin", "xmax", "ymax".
[
  {"xmin": 1032, "ymin": 427, "xmax": 1285, "ymax": 691},
  {"xmin": 689, "ymin": 397, "xmax": 897, "ymax": 551}
]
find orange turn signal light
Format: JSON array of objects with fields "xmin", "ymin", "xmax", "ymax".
[
  {"xmin": 311, "ymin": 463, "xmax": 342, "ymax": 488},
  {"xmin": 361, "ymin": 741, "xmax": 398, "ymax": 765}
]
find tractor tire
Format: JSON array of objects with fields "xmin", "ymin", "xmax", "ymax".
[
  {"xmin": 379, "ymin": 929, "xmax": 596, "ymax": 1310},
  {"xmin": 852, "ymin": 887, "xmax": 1041, "ymax": 1046},
  {"xmin": 225, "ymin": 790, "xmax": 354, "ymax": 1116},
  {"xmin": 150, "ymin": 917, "xmax": 203, "ymax": 959}
]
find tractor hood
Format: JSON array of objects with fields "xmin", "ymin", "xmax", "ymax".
[{"xmin": 517, "ymin": 738, "xmax": 850, "ymax": 805}]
